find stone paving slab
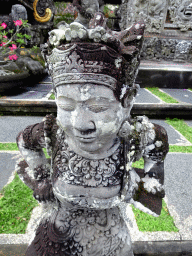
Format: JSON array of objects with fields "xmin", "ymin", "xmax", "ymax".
[
  {"xmin": 0, "ymin": 152, "xmax": 20, "ymax": 190},
  {"xmin": 164, "ymin": 153, "xmax": 192, "ymax": 239},
  {"xmin": 164, "ymin": 153, "xmax": 192, "ymax": 221},
  {"xmin": 150, "ymin": 119, "xmax": 192, "ymax": 146},
  {"xmin": 6, "ymin": 84, "xmax": 52, "ymax": 100},
  {"xmin": 0, "ymin": 116, "xmax": 44, "ymax": 143},
  {"xmin": 0, "ymin": 244, "xmax": 27, "ymax": 256},
  {"xmin": 40, "ymin": 75, "xmax": 52, "ymax": 83},
  {"xmin": 135, "ymin": 88, "xmax": 162, "ymax": 103},
  {"xmin": 185, "ymin": 120, "xmax": 192, "ymax": 127},
  {"xmin": 161, "ymin": 89, "xmax": 192, "ymax": 104}
]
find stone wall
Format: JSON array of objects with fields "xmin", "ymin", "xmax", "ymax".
[{"xmin": 119, "ymin": 0, "xmax": 192, "ymax": 63}]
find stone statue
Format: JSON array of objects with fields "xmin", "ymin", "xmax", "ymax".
[{"xmin": 16, "ymin": 12, "xmax": 169, "ymax": 256}]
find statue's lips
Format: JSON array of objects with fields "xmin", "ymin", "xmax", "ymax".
[{"xmin": 75, "ymin": 136, "xmax": 96, "ymax": 142}]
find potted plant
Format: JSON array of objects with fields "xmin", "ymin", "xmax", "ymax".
[{"xmin": 0, "ymin": 19, "xmax": 46, "ymax": 93}]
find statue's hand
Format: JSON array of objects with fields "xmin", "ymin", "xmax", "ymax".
[
  {"xmin": 33, "ymin": 179, "xmax": 54, "ymax": 202},
  {"xmin": 121, "ymin": 168, "xmax": 141, "ymax": 202},
  {"xmin": 141, "ymin": 175, "xmax": 165, "ymax": 197}
]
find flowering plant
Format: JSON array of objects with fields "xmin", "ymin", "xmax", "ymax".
[{"xmin": 0, "ymin": 19, "xmax": 31, "ymax": 61}]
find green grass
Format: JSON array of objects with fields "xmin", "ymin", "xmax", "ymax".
[
  {"xmin": 0, "ymin": 173, "xmax": 38, "ymax": 234},
  {"xmin": 146, "ymin": 87, "xmax": 179, "ymax": 103},
  {"xmin": 169, "ymin": 145, "xmax": 192, "ymax": 153},
  {"xmin": 132, "ymin": 158, "xmax": 144, "ymax": 168},
  {"xmin": 0, "ymin": 143, "xmax": 50, "ymax": 158},
  {"xmin": 165, "ymin": 118, "xmax": 192, "ymax": 143},
  {"xmin": 132, "ymin": 158, "xmax": 178, "ymax": 232},
  {"xmin": 49, "ymin": 93, "xmax": 55, "ymax": 100},
  {"xmin": 132, "ymin": 200, "xmax": 179, "ymax": 232},
  {"xmin": 188, "ymin": 88, "xmax": 192, "ymax": 91},
  {"xmin": 0, "ymin": 143, "xmax": 18, "ymax": 151}
]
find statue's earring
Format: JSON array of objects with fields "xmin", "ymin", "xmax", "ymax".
[
  {"xmin": 118, "ymin": 120, "xmax": 132, "ymax": 138},
  {"xmin": 122, "ymin": 84, "xmax": 139, "ymax": 108}
]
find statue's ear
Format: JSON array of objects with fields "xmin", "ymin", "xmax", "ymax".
[{"xmin": 122, "ymin": 84, "xmax": 140, "ymax": 108}]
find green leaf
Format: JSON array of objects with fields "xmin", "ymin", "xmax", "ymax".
[
  {"xmin": 24, "ymin": 34, "xmax": 31, "ymax": 40},
  {"xmin": 16, "ymin": 39, "xmax": 25, "ymax": 45},
  {"xmin": 15, "ymin": 33, "xmax": 24, "ymax": 38}
]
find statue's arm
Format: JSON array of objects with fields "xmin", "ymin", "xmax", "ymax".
[
  {"xmin": 16, "ymin": 121, "xmax": 54, "ymax": 202},
  {"xmin": 134, "ymin": 123, "xmax": 169, "ymax": 215},
  {"xmin": 143, "ymin": 123, "xmax": 169, "ymax": 194}
]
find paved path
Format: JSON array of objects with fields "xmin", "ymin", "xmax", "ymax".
[
  {"xmin": 0, "ymin": 152, "xmax": 20, "ymax": 190},
  {"xmin": 6, "ymin": 83, "xmax": 52, "ymax": 100},
  {"xmin": 135, "ymin": 89, "xmax": 162, "ymax": 103},
  {"xmin": 165, "ymin": 153, "xmax": 192, "ymax": 222},
  {"xmin": 0, "ymin": 116, "xmax": 44, "ymax": 143},
  {"xmin": 161, "ymin": 89, "xmax": 192, "ymax": 104},
  {"xmin": 165, "ymin": 153, "xmax": 192, "ymax": 241}
]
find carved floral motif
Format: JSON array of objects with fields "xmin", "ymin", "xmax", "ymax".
[{"xmin": 169, "ymin": 0, "xmax": 192, "ymax": 31}]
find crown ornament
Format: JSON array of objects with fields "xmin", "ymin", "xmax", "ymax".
[{"xmin": 41, "ymin": 12, "xmax": 145, "ymax": 102}]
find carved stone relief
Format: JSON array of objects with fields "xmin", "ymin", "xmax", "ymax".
[
  {"xmin": 119, "ymin": 0, "xmax": 168, "ymax": 33},
  {"xmin": 140, "ymin": 38, "xmax": 192, "ymax": 62},
  {"xmin": 169, "ymin": 0, "xmax": 192, "ymax": 31}
]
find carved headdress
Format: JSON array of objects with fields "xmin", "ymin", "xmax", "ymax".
[{"xmin": 42, "ymin": 13, "xmax": 145, "ymax": 105}]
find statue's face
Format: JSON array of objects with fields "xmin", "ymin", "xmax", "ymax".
[{"xmin": 56, "ymin": 84, "xmax": 131, "ymax": 159}]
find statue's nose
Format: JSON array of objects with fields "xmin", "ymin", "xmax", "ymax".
[{"xmin": 73, "ymin": 106, "xmax": 95, "ymax": 133}]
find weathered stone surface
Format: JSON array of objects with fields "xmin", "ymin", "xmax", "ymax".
[{"xmin": 118, "ymin": 0, "xmax": 192, "ymax": 63}]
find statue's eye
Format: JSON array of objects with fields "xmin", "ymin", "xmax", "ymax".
[
  {"xmin": 88, "ymin": 104, "xmax": 109, "ymax": 113},
  {"xmin": 57, "ymin": 97, "xmax": 75, "ymax": 111},
  {"xmin": 58, "ymin": 104, "xmax": 75, "ymax": 111}
]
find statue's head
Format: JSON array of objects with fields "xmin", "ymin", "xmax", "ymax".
[{"xmin": 43, "ymin": 16, "xmax": 145, "ymax": 158}]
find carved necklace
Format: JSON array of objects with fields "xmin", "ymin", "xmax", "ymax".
[{"xmin": 53, "ymin": 128, "xmax": 124, "ymax": 187}]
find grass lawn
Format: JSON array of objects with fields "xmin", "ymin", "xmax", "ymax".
[
  {"xmin": 146, "ymin": 87, "xmax": 179, "ymax": 103},
  {"xmin": 0, "ymin": 173, "xmax": 38, "ymax": 234},
  {"xmin": 132, "ymin": 199, "xmax": 178, "ymax": 232},
  {"xmin": 49, "ymin": 93, "xmax": 55, "ymax": 100},
  {"xmin": 165, "ymin": 118, "xmax": 192, "ymax": 144},
  {"xmin": 131, "ymin": 158, "xmax": 178, "ymax": 232}
]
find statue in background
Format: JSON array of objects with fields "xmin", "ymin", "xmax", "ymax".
[{"xmin": 16, "ymin": 11, "xmax": 169, "ymax": 256}]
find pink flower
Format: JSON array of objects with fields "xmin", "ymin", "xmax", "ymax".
[
  {"xmin": 9, "ymin": 44, "xmax": 17, "ymax": 51},
  {"xmin": 1, "ymin": 22, "xmax": 7, "ymax": 29},
  {"xmin": 3, "ymin": 35, "xmax": 7, "ymax": 39},
  {"xmin": 14, "ymin": 20, "xmax": 23, "ymax": 26},
  {"xmin": 0, "ymin": 42, "xmax": 6, "ymax": 47},
  {"xmin": 9, "ymin": 54, "xmax": 18, "ymax": 61}
]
